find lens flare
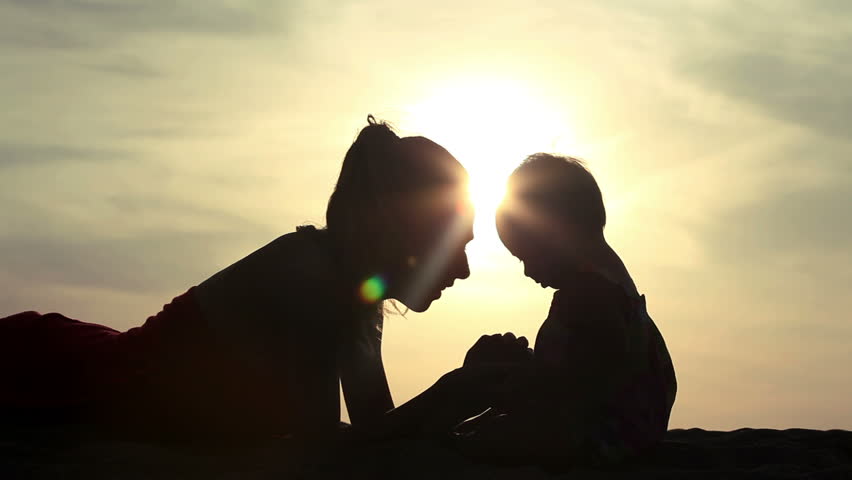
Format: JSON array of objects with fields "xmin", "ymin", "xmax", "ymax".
[
  {"xmin": 401, "ymin": 210, "xmax": 470, "ymax": 307},
  {"xmin": 359, "ymin": 275, "xmax": 386, "ymax": 303}
]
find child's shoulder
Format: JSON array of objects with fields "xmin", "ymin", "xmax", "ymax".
[
  {"xmin": 548, "ymin": 272, "xmax": 635, "ymax": 325},
  {"xmin": 552, "ymin": 271, "xmax": 632, "ymax": 305}
]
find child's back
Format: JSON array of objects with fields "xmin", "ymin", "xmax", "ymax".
[{"xmin": 532, "ymin": 271, "xmax": 676, "ymax": 463}]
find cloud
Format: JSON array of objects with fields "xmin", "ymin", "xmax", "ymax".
[
  {"xmin": 80, "ymin": 54, "xmax": 163, "ymax": 78},
  {"xmin": 0, "ymin": 142, "xmax": 139, "ymax": 168},
  {"xmin": 704, "ymin": 180, "xmax": 852, "ymax": 263},
  {"xmin": 0, "ymin": 187, "xmax": 277, "ymax": 295},
  {"xmin": 670, "ymin": 1, "xmax": 852, "ymax": 140},
  {"xmin": 0, "ymin": 0, "xmax": 300, "ymax": 54},
  {"xmin": 0, "ymin": 230, "xmax": 247, "ymax": 293},
  {"xmin": 1, "ymin": 0, "xmax": 290, "ymax": 37},
  {"xmin": 0, "ymin": 22, "xmax": 92, "ymax": 49},
  {"xmin": 681, "ymin": 50, "xmax": 852, "ymax": 141}
]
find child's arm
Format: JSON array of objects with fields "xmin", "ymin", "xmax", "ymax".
[{"xmin": 536, "ymin": 288, "xmax": 632, "ymax": 388}]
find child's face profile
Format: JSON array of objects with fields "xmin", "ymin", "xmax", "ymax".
[
  {"xmin": 497, "ymin": 209, "xmax": 586, "ymax": 289},
  {"xmin": 519, "ymin": 251, "xmax": 559, "ymax": 288},
  {"xmin": 499, "ymin": 222, "xmax": 577, "ymax": 289}
]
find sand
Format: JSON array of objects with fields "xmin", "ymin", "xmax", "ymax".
[{"xmin": 2, "ymin": 426, "xmax": 851, "ymax": 479}]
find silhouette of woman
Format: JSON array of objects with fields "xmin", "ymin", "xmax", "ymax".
[{"xmin": 0, "ymin": 116, "xmax": 488, "ymax": 439}]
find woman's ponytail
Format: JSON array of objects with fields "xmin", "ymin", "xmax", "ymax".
[{"xmin": 326, "ymin": 116, "xmax": 400, "ymax": 245}]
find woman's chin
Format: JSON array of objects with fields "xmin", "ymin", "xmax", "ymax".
[
  {"xmin": 409, "ymin": 297, "xmax": 435, "ymax": 313},
  {"xmin": 397, "ymin": 293, "xmax": 439, "ymax": 313}
]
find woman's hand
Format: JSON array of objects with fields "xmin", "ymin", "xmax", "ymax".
[
  {"xmin": 351, "ymin": 364, "xmax": 517, "ymax": 441},
  {"xmin": 463, "ymin": 332, "xmax": 534, "ymax": 367},
  {"xmin": 452, "ymin": 411, "xmax": 543, "ymax": 464},
  {"xmin": 420, "ymin": 365, "xmax": 520, "ymax": 435}
]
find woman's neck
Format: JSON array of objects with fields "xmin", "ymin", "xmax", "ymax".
[
  {"xmin": 314, "ymin": 228, "xmax": 363, "ymax": 294},
  {"xmin": 321, "ymin": 227, "xmax": 393, "ymax": 305}
]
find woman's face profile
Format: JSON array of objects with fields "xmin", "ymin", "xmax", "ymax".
[{"xmin": 389, "ymin": 186, "xmax": 474, "ymax": 313}]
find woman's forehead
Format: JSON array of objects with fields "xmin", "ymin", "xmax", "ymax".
[{"xmin": 398, "ymin": 137, "xmax": 467, "ymax": 178}]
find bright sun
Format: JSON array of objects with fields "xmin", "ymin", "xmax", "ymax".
[{"xmin": 403, "ymin": 77, "xmax": 576, "ymax": 266}]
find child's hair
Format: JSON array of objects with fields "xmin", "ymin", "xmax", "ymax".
[{"xmin": 502, "ymin": 153, "xmax": 606, "ymax": 235}]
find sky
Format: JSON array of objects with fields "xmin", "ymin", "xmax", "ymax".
[{"xmin": 1, "ymin": 0, "xmax": 850, "ymax": 430}]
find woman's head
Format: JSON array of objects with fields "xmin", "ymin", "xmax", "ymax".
[
  {"xmin": 327, "ymin": 116, "xmax": 473, "ymax": 312},
  {"xmin": 496, "ymin": 153, "xmax": 605, "ymax": 287}
]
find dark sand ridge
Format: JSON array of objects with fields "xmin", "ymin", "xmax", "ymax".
[{"xmin": 3, "ymin": 426, "xmax": 851, "ymax": 479}]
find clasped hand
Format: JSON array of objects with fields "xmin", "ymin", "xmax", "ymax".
[
  {"xmin": 463, "ymin": 332, "xmax": 534, "ymax": 367},
  {"xmin": 424, "ymin": 333, "xmax": 533, "ymax": 434}
]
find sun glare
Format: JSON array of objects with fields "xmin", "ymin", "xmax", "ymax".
[{"xmin": 403, "ymin": 77, "xmax": 576, "ymax": 266}]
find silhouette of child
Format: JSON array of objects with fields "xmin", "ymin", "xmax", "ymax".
[{"xmin": 458, "ymin": 153, "xmax": 676, "ymax": 466}]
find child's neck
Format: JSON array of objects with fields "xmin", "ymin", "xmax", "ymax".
[{"xmin": 577, "ymin": 238, "xmax": 639, "ymax": 297}]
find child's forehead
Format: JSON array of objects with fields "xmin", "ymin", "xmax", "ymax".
[
  {"xmin": 497, "ymin": 213, "xmax": 549, "ymax": 260},
  {"xmin": 498, "ymin": 196, "xmax": 576, "ymax": 240}
]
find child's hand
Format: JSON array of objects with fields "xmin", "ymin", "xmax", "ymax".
[{"xmin": 463, "ymin": 332, "xmax": 534, "ymax": 367}]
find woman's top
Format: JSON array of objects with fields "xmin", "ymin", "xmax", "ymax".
[
  {"xmin": 191, "ymin": 225, "xmax": 392, "ymax": 435},
  {"xmin": 192, "ymin": 226, "xmax": 345, "ymax": 433},
  {"xmin": 1, "ymin": 226, "xmax": 385, "ymax": 437}
]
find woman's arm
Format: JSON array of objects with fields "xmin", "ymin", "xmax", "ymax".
[
  {"xmin": 338, "ymin": 322, "xmax": 481, "ymax": 438},
  {"xmin": 339, "ymin": 344, "xmax": 394, "ymax": 426},
  {"xmin": 339, "ymin": 313, "xmax": 526, "ymax": 440},
  {"xmin": 338, "ymin": 315, "xmax": 394, "ymax": 427},
  {"xmin": 345, "ymin": 364, "xmax": 517, "ymax": 441}
]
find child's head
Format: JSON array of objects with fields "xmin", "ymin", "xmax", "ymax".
[{"xmin": 496, "ymin": 153, "xmax": 606, "ymax": 287}]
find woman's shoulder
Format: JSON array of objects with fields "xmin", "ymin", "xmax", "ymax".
[
  {"xmin": 194, "ymin": 226, "xmax": 340, "ymax": 320},
  {"xmin": 264, "ymin": 226, "xmax": 337, "ymax": 279},
  {"xmin": 206, "ymin": 227, "xmax": 335, "ymax": 286}
]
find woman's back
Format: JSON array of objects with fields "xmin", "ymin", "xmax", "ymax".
[
  {"xmin": 190, "ymin": 226, "xmax": 348, "ymax": 435},
  {"xmin": 0, "ymin": 227, "xmax": 348, "ymax": 437}
]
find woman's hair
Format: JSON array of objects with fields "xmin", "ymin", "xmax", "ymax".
[
  {"xmin": 326, "ymin": 115, "xmax": 400, "ymax": 253},
  {"xmin": 326, "ymin": 115, "xmax": 465, "ymax": 271},
  {"xmin": 324, "ymin": 115, "xmax": 465, "ymax": 351},
  {"xmin": 503, "ymin": 153, "xmax": 606, "ymax": 235}
]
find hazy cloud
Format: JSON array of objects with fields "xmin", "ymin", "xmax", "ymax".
[
  {"xmin": 0, "ymin": 142, "xmax": 139, "ymax": 168},
  {"xmin": 0, "ymin": 188, "xmax": 276, "ymax": 294},
  {"xmin": 671, "ymin": 1, "xmax": 852, "ymax": 140},
  {"xmin": 0, "ymin": 230, "xmax": 238, "ymax": 293},
  {"xmin": 81, "ymin": 54, "xmax": 163, "ymax": 78},
  {"xmin": 1, "ymin": 0, "xmax": 290, "ymax": 37},
  {"xmin": 0, "ymin": 23, "xmax": 92, "ymax": 49},
  {"xmin": 705, "ymin": 181, "xmax": 852, "ymax": 262}
]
